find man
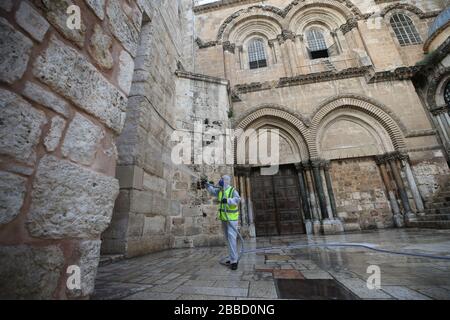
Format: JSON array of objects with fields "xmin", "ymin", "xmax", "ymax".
[{"xmin": 206, "ymin": 175, "xmax": 241, "ymax": 270}]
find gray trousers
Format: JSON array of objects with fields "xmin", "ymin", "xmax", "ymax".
[{"xmin": 222, "ymin": 221, "xmax": 239, "ymax": 264}]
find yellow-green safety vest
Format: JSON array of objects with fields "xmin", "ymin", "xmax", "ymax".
[{"xmin": 218, "ymin": 186, "xmax": 240, "ymax": 221}]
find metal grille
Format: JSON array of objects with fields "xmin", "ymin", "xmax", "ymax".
[
  {"xmin": 390, "ymin": 13, "xmax": 422, "ymax": 46},
  {"xmin": 248, "ymin": 39, "xmax": 267, "ymax": 69},
  {"xmin": 445, "ymin": 82, "xmax": 450, "ymax": 106},
  {"xmin": 306, "ymin": 28, "xmax": 327, "ymax": 52}
]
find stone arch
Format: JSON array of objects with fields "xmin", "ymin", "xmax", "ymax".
[
  {"xmin": 218, "ymin": 6, "xmax": 284, "ymax": 42},
  {"xmin": 229, "ymin": 16, "xmax": 282, "ymax": 45},
  {"xmin": 310, "ymin": 96, "xmax": 407, "ymax": 158},
  {"xmin": 234, "ymin": 106, "xmax": 311, "ymax": 164},
  {"xmin": 379, "ymin": 3, "xmax": 427, "ymax": 18},
  {"xmin": 287, "ymin": 0, "xmax": 354, "ymax": 33},
  {"xmin": 427, "ymin": 67, "xmax": 450, "ymax": 109},
  {"xmin": 317, "ymin": 110, "xmax": 396, "ymax": 160}
]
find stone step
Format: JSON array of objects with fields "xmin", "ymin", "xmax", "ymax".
[
  {"xmin": 417, "ymin": 214, "xmax": 450, "ymax": 222},
  {"xmin": 408, "ymin": 220, "xmax": 450, "ymax": 229},
  {"xmin": 425, "ymin": 207, "xmax": 450, "ymax": 215},
  {"xmin": 425, "ymin": 202, "xmax": 450, "ymax": 209},
  {"xmin": 99, "ymin": 254, "xmax": 124, "ymax": 267}
]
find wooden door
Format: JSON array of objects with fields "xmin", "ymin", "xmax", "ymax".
[{"xmin": 251, "ymin": 165, "xmax": 305, "ymax": 236}]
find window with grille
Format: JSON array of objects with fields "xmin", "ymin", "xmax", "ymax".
[
  {"xmin": 306, "ymin": 28, "xmax": 329, "ymax": 59},
  {"xmin": 390, "ymin": 13, "xmax": 422, "ymax": 46},
  {"xmin": 248, "ymin": 39, "xmax": 268, "ymax": 70},
  {"xmin": 445, "ymin": 82, "xmax": 450, "ymax": 106}
]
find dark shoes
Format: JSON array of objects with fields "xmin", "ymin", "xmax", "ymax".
[{"xmin": 231, "ymin": 263, "xmax": 238, "ymax": 270}]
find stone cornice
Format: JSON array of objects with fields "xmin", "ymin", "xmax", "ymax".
[
  {"xmin": 233, "ymin": 66, "xmax": 422, "ymax": 95},
  {"xmin": 175, "ymin": 70, "xmax": 229, "ymax": 86},
  {"xmin": 366, "ymin": 66, "xmax": 420, "ymax": 83},
  {"xmin": 194, "ymin": 0, "xmax": 262, "ymax": 14},
  {"xmin": 196, "ymin": 37, "xmax": 219, "ymax": 49}
]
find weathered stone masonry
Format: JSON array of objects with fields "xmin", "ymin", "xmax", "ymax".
[{"xmin": 0, "ymin": 0, "xmax": 144, "ymax": 299}]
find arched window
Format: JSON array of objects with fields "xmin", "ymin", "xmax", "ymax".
[
  {"xmin": 445, "ymin": 82, "xmax": 450, "ymax": 106},
  {"xmin": 248, "ymin": 39, "xmax": 267, "ymax": 70},
  {"xmin": 306, "ymin": 28, "xmax": 329, "ymax": 59},
  {"xmin": 390, "ymin": 13, "xmax": 422, "ymax": 46}
]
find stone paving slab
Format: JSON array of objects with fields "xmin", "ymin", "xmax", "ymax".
[{"xmin": 93, "ymin": 229, "xmax": 450, "ymax": 300}]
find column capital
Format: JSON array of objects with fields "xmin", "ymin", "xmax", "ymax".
[
  {"xmin": 374, "ymin": 155, "xmax": 387, "ymax": 165},
  {"xmin": 322, "ymin": 160, "xmax": 331, "ymax": 171},
  {"xmin": 223, "ymin": 41, "xmax": 235, "ymax": 54},
  {"xmin": 235, "ymin": 166, "xmax": 251, "ymax": 177},
  {"xmin": 301, "ymin": 160, "xmax": 312, "ymax": 170}
]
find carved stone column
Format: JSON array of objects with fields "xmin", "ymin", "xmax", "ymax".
[
  {"xmin": 295, "ymin": 163, "xmax": 312, "ymax": 234},
  {"xmin": 223, "ymin": 41, "xmax": 236, "ymax": 85},
  {"xmin": 387, "ymin": 153, "xmax": 415, "ymax": 223},
  {"xmin": 399, "ymin": 153, "xmax": 425, "ymax": 215},
  {"xmin": 243, "ymin": 168, "xmax": 256, "ymax": 237},
  {"xmin": 323, "ymin": 161, "xmax": 338, "ymax": 219},
  {"xmin": 312, "ymin": 160, "xmax": 328, "ymax": 220},
  {"xmin": 375, "ymin": 155, "xmax": 403, "ymax": 227},
  {"xmin": 303, "ymin": 161, "xmax": 321, "ymax": 234},
  {"xmin": 277, "ymin": 34, "xmax": 293, "ymax": 77}
]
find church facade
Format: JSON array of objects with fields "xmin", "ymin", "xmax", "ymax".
[{"xmin": 0, "ymin": 0, "xmax": 449, "ymax": 299}]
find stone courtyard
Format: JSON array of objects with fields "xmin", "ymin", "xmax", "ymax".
[{"xmin": 93, "ymin": 229, "xmax": 450, "ymax": 300}]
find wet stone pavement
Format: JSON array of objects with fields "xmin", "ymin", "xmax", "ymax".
[{"xmin": 93, "ymin": 229, "xmax": 450, "ymax": 300}]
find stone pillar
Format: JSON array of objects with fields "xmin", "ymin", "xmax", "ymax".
[
  {"xmin": 400, "ymin": 154, "xmax": 425, "ymax": 215},
  {"xmin": 323, "ymin": 161, "xmax": 338, "ymax": 219},
  {"xmin": 320, "ymin": 166, "xmax": 334, "ymax": 220},
  {"xmin": 321, "ymin": 161, "xmax": 344, "ymax": 234},
  {"xmin": 387, "ymin": 153, "xmax": 415, "ymax": 223},
  {"xmin": 294, "ymin": 34, "xmax": 306, "ymax": 71},
  {"xmin": 295, "ymin": 163, "xmax": 313, "ymax": 234},
  {"xmin": 312, "ymin": 160, "xmax": 328, "ymax": 221},
  {"xmin": 236, "ymin": 174, "xmax": 248, "ymax": 227},
  {"xmin": 303, "ymin": 161, "xmax": 321, "ymax": 234},
  {"xmin": 277, "ymin": 35, "xmax": 293, "ymax": 77},
  {"xmin": 223, "ymin": 42, "xmax": 235, "ymax": 85},
  {"xmin": 244, "ymin": 169, "xmax": 256, "ymax": 237},
  {"xmin": 375, "ymin": 155, "xmax": 403, "ymax": 227}
]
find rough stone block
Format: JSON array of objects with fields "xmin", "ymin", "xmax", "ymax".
[
  {"xmin": 118, "ymin": 50, "xmax": 134, "ymax": 94},
  {"xmin": 85, "ymin": 0, "xmax": 105, "ymax": 20},
  {"xmin": 41, "ymin": 0, "xmax": 86, "ymax": 47},
  {"xmin": 62, "ymin": 113, "xmax": 104, "ymax": 165},
  {"xmin": 67, "ymin": 240, "xmax": 101, "ymax": 298},
  {"xmin": 15, "ymin": 1, "xmax": 50, "ymax": 42},
  {"xmin": 88, "ymin": 24, "xmax": 113, "ymax": 69},
  {"xmin": 0, "ymin": 245, "xmax": 65, "ymax": 299},
  {"xmin": 22, "ymin": 82, "xmax": 71, "ymax": 118},
  {"xmin": 27, "ymin": 155, "xmax": 119, "ymax": 239},
  {"xmin": 33, "ymin": 36, "xmax": 127, "ymax": 133},
  {"xmin": 106, "ymin": 1, "xmax": 139, "ymax": 57},
  {"xmin": 0, "ymin": 17, "xmax": 33, "ymax": 83},
  {"xmin": 0, "ymin": 171, "xmax": 27, "ymax": 225},
  {"xmin": 0, "ymin": 88, "xmax": 47, "ymax": 164},
  {"xmin": 45, "ymin": 116, "xmax": 66, "ymax": 152},
  {"xmin": 143, "ymin": 216, "xmax": 166, "ymax": 235}
]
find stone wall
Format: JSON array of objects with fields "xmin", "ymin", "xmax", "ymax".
[
  {"xmin": 102, "ymin": 1, "xmax": 233, "ymax": 258},
  {"xmin": 330, "ymin": 158, "xmax": 394, "ymax": 230},
  {"xmin": 0, "ymin": 0, "xmax": 143, "ymax": 299}
]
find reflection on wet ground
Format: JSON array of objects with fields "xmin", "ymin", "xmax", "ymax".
[{"xmin": 94, "ymin": 229, "xmax": 450, "ymax": 300}]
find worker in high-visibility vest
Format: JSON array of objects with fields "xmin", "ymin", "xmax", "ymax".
[{"xmin": 207, "ymin": 175, "xmax": 241, "ymax": 270}]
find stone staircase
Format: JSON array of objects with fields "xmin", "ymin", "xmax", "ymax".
[
  {"xmin": 409, "ymin": 179, "xmax": 450, "ymax": 229},
  {"xmin": 322, "ymin": 59, "xmax": 337, "ymax": 72}
]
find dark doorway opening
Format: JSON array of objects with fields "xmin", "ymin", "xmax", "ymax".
[
  {"xmin": 310, "ymin": 49, "xmax": 330, "ymax": 59},
  {"xmin": 250, "ymin": 164, "xmax": 305, "ymax": 237},
  {"xmin": 276, "ymin": 279, "xmax": 359, "ymax": 300}
]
